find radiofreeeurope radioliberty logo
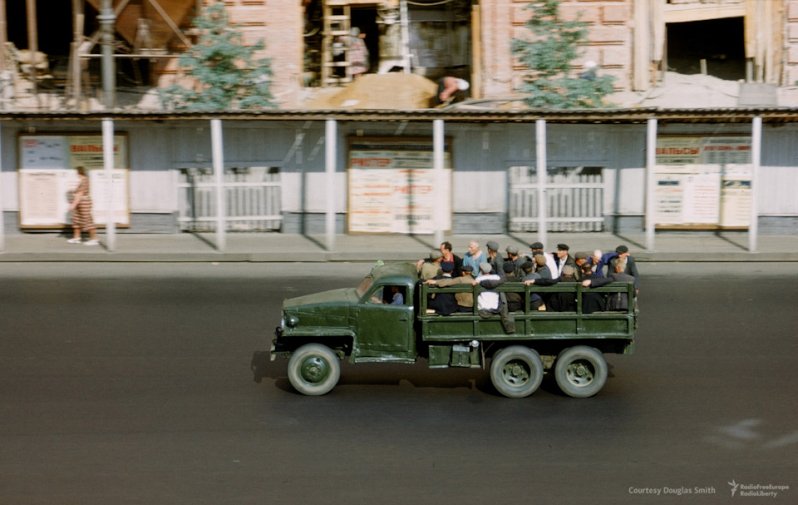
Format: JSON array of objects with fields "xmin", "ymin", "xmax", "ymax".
[{"xmin": 727, "ymin": 479, "xmax": 790, "ymax": 498}]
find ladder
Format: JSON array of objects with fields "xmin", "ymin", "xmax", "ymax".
[{"xmin": 321, "ymin": 1, "xmax": 352, "ymax": 86}]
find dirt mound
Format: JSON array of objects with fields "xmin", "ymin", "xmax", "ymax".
[{"xmin": 304, "ymin": 73, "xmax": 438, "ymax": 109}]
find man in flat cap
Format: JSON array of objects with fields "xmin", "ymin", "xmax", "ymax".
[
  {"xmin": 485, "ymin": 240, "xmax": 504, "ymax": 277},
  {"xmin": 596, "ymin": 244, "xmax": 639, "ymax": 290},
  {"xmin": 417, "ymin": 249, "xmax": 443, "ymax": 280},
  {"xmin": 527, "ymin": 241, "xmax": 557, "ymax": 278},
  {"xmin": 553, "ymin": 243, "xmax": 576, "ymax": 280},
  {"xmin": 504, "ymin": 244, "xmax": 523, "ymax": 278}
]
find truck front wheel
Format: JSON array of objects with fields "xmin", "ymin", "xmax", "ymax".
[
  {"xmin": 489, "ymin": 346, "xmax": 544, "ymax": 398},
  {"xmin": 287, "ymin": 344, "xmax": 341, "ymax": 396},
  {"xmin": 554, "ymin": 346, "xmax": 608, "ymax": 398}
]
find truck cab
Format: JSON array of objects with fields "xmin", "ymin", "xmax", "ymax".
[{"xmin": 265, "ymin": 261, "xmax": 637, "ymax": 399}]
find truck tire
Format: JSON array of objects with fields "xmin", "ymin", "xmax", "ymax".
[
  {"xmin": 287, "ymin": 344, "xmax": 341, "ymax": 396},
  {"xmin": 554, "ymin": 346, "xmax": 608, "ymax": 398},
  {"xmin": 489, "ymin": 346, "xmax": 544, "ymax": 398}
]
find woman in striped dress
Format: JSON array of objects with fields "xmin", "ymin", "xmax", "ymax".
[{"xmin": 68, "ymin": 166, "xmax": 99, "ymax": 245}]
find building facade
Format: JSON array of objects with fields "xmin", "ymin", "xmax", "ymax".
[{"xmin": 0, "ymin": 2, "xmax": 796, "ymax": 237}]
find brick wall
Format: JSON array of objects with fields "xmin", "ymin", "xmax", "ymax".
[
  {"xmin": 228, "ymin": 0, "xmax": 304, "ymax": 107},
  {"xmin": 480, "ymin": 0, "xmax": 516, "ymax": 97},
  {"xmin": 156, "ymin": 0, "xmax": 304, "ymax": 108},
  {"xmin": 503, "ymin": 0, "xmax": 632, "ymax": 96},
  {"xmin": 788, "ymin": 1, "xmax": 798, "ymax": 85}
]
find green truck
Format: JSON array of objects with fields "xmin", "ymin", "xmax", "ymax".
[{"xmin": 259, "ymin": 262, "xmax": 637, "ymax": 399}]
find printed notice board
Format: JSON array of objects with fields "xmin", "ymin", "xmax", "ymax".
[
  {"xmin": 655, "ymin": 136, "xmax": 752, "ymax": 230},
  {"xmin": 18, "ymin": 134, "xmax": 130, "ymax": 229},
  {"xmin": 348, "ymin": 137, "xmax": 452, "ymax": 234}
]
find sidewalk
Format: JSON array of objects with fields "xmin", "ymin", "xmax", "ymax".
[{"xmin": 1, "ymin": 231, "xmax": 797, "ymax": 262}]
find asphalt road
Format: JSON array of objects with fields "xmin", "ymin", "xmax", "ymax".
[{"xmin": 0, "ymin": 262, "xmax": 796, "ymax": 505}]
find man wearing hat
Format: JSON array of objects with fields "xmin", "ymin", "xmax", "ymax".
[
  {"xmin": 485, "ymin": 240, "xmax": 504, "ymax": 277},
  {"xmin": 504, "ymin": 245, "xmax": 523, "ymax": 278},
  {"xmin": 596, "ymin": 245, "xmax": 639, "ymax": 286},
  {"xmin": 612, "ymin": 245, "xmax": 639, "ymax": 290},
  {"xmin": 528, "ymin": 241, "xmax": 558, "ymax": 278},
  {"xmin": 553, "ymin": 243, "xmax": 577, "ymax": 280},
  {"xmin": 417, "ymin": 249, "xmax": 443, "ymax": 280}
]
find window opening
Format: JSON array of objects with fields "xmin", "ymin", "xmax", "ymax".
[{"xmin": 666, "ymin": 17, "xmax": 745, "ymax": 81}]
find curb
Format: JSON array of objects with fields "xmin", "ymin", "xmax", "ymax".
[{"xmin": 1, "ymin": 252, "xmax": 797, "ymax": 263}]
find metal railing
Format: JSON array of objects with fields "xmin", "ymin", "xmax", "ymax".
[{"xmin": 176, "ymin": 166, "xmax": 282, "ymax": 232}]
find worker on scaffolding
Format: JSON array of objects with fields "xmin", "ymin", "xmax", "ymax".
[{"xmin": 434, "ymin": 76, "xmax": 469, "ymax": 107}]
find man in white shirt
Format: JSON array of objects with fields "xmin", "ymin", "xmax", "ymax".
[
  {"xmin": 528, "ymin": 241, "xmax": 558, "ymax": 279},
  {"xmin": 474, "ymin": 262, "xmax": 501, "ymax": 312}
]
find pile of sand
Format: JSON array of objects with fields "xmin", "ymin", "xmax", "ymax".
[
  {"xmin": 303, "ymin": 73, "xmax": 438, "ymax": 110},
  {"xmin": 609, "ymin": 72, "xmax": 742, "ymax": 108}
]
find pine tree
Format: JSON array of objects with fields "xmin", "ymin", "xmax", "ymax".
[
  {"xmin": 160, "ymin": 2, "xmax": 274, "ymax": 111},
  {"xmin": 512, "ymin": 0, "xmax": 615, "ymax": 109}
]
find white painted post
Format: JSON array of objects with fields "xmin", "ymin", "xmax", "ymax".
[
  {"xmin": 102, "ymin": 118, "xmax": 116, "ymax": 251},
  {"xmin": 433, "ymin": 119, "xmax": 444, "ymax": 246},
  {"xmin": 535, "ymin": 119, "xmax": 547, "ymax": 248},
  {"xmin": 645, "ymin": 118, "xmax": 658, "ymax": 250},
  {"xmin": 325, "ymin": 119, "xmax": 336, "ymax": 251},
  {"xmin": 211, "ymin": 119, "xmax": 225, "ymax": 252},
  {"xmin": 749, "ymin": 116, "xmax": 761, "ymax": 253}
]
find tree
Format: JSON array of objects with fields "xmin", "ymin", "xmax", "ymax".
[
  {"xmin": 160, "ymin": 2, "xmax": 274, "ymax": 111},
  {"xmin": 512, "ymin": 0, "xmax": 615, "ymax": 109}
]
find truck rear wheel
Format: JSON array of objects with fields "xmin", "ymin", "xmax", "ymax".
[
  {"xmin": 554, "ymin": 346, "xmax": 607, "ymax": 398},
  {"xmin": 287, "ymin": 344, "xmax": 341, "ymax": 396},
  {"xmin": 489, "ymin": 346, "xmax": 544, "ymax": 398}
]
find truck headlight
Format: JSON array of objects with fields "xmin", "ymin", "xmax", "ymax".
[{"xmin": 285, "ymin": 315, "xmax": 299, "ymax": 328}]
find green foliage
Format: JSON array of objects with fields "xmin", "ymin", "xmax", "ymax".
[
  {"xmin": 160, "ymin": 2, "xmax": 275, "ymax": 111},
  {"xmin": 512, "ymin": 0, "xmax": 615, "ymax": 109}
]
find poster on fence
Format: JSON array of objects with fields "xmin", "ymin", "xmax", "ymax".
[
  {"xmin": 655, "ymin": 136, "xmax": 751, "ymax": 229},
  {"xmin": 18, "ymin": 134, "xmax": 130, "ymax": 229},
  {"xmin": 348, "ymin": 137, "xmax": 451, "ymax": 234}
]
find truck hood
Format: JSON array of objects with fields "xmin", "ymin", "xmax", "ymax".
[{"xmin": 283, "ymin": 288, "xmax": 360, "ymax": 308}]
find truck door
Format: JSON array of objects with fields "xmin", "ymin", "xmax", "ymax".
[{"xmin": 353, "ymin": 283, "xmax": 415, "ymax": 362}]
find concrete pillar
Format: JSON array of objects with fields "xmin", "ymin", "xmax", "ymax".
[
  {"xmin": 211, "ymin": 119, "xmax": 226, "ymax": 251},
  {"xmin": 325, "ymin": 119, "xmax": 337, "ymax": 251},
  {"xmin": 102, "ymin": 118, "xmax": 116, "ymax": 251},
  {"xmin": 433, "ymin": 119, "xmax": 445, "ymax": 245},
  {"xmin": 749, "ymin": 116, "xmax": 762, "ymax": 253},
  {"xmin": 535, "ymin": 119, "xmax": 547, "ymax": 248},
  {"xmin": 645, "ymin": 118, "xmax": 658, "ymax": 250}
]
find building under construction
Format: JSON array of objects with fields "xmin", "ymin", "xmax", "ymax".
[
  {"xmin": 0, "ymin": 0, "xmax": 796, "ymax": 110},
  {"xmin": 0, "ymin": 1, "xmax": 796, "ymax": 241}
]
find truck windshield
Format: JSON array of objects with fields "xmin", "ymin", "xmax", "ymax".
[{"xmin": 355, "ymin": 275, "xmax": 374, "ymax": 297}]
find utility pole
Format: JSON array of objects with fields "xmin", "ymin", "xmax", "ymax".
[
  {"xmin": 25, "ymin": 0, "xmax": 39, "ymax": 107},
  {"xmin": 99, "ymin": 0, "xmax": 116, "ymax": 109},
  {"xmin": 70, "ymin": 0, "xmax": 84, "ymax": 107}
]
